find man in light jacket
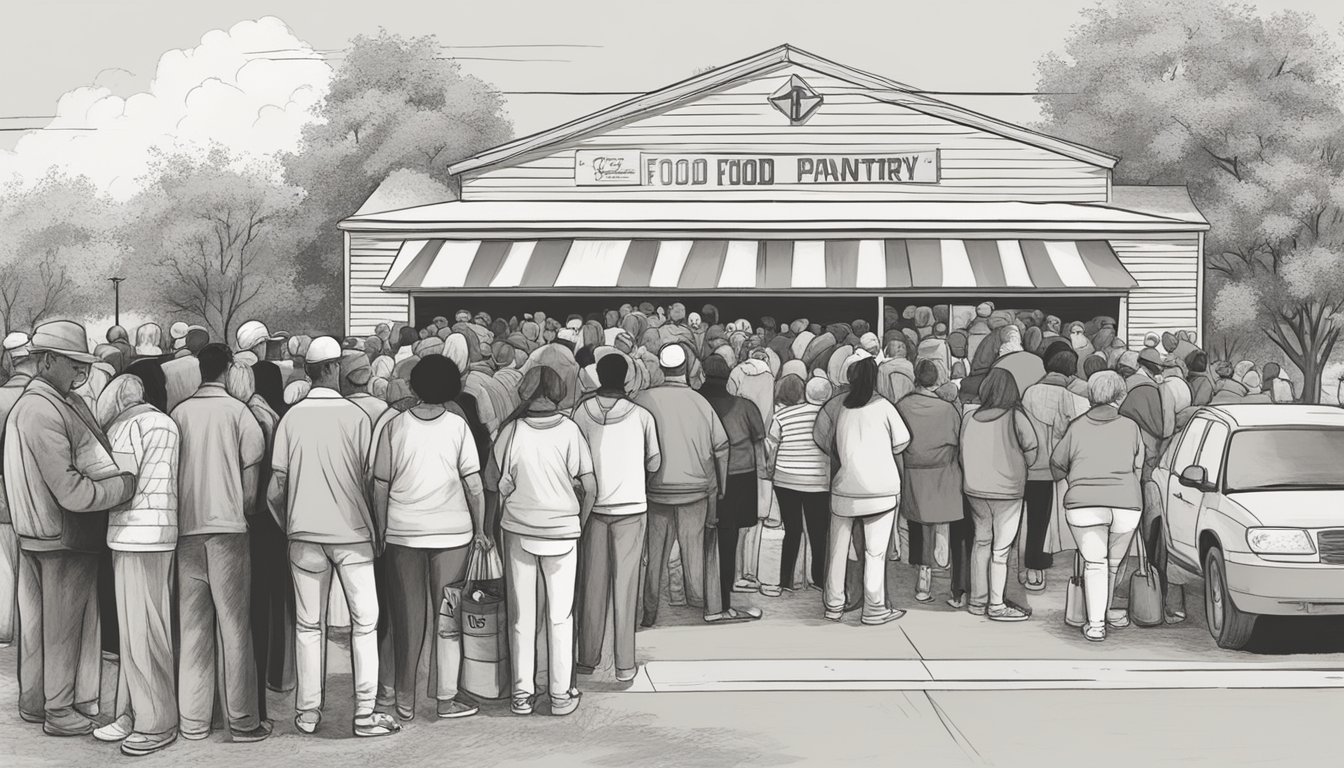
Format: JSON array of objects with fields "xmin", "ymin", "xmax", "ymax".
[
  {"xmin": 4, "ymin": 320, "xmax": 136, "ymax": 736},
  {"xmin": 634, "ymin": 343, "xmax": 728, "ymax": 628},
  {"xmin": 0, "ymin": 332, "xmax": 36, "ymax": 650}
]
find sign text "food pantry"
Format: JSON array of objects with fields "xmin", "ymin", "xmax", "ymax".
[{"xmin": 574, "ymin": 150, "xmax": 939, "ymax": 187}]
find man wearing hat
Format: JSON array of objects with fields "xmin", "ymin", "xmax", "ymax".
[
  {"xmin": 4, "ymin": 320, "xmax": 136, "ymax": 735},
  {"xmin": 340, "ymin": 349, "xmax": 387, "ymax": 426},
  {"xmin": 0, "ymin": 332, "xmax": 36, "ymax": 650},
  {"xmin": 235, "ymin": 320, "xmax": 284, "ymax": 368},
  {"xmin": 170, "ymin": 343, "xmax": 271, "ymax": 742},
  {"xmin": 168, "ymin": 321, "xmax": 191, "ymax": 353},
  {"xmin": 633, "ymin": 343, "xmax": 729, "ymax": 627},
  {"xmin": 1117, "ymin": 349, "xmax": 1173, "ymax": 489},
  {"xmin": 268, "ymin": 337, "xmax": 400, "ymax": 738}
]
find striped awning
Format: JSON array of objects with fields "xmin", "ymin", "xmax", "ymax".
[{"xmin": 382, "ymin": 239, "xmax": 1136, "ymax": 292}]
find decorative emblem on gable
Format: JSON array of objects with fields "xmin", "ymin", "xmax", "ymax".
[{"xmin": 769, "ymin": 75, "xmax": 823, "ymax": 124}]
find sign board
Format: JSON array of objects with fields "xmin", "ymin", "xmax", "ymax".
[{"xmin": 575, "ymin": 150, "xmax": 938, "ymax": 187}]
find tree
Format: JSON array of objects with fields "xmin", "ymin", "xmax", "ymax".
[
  {"xmin": 0, "ymin": 173, "xmax": 121, "ymax": 332},
  {"xmin": 1035, "ymin": 0, "xmax": 1344, "ymax": 402},
  {"xmin": 284, "ymin": 30, "xmax": 514, "ymax": 330},
  {"xmin": 122, "ymin": 148, "xmax": 309, "ymax": 342}
]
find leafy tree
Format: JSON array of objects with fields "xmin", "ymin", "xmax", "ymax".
[
  {"xmin": 0, "ymin": 173, "xmax": 122, "ymax": 332},
  {"xmin": 284, "ymin": 30, "xmax": 514, "ymax": 330},
  {"xmin": 122, "ymin": 148, "xmax": 309, "ymax": 342},
  {"xmin": 1035, "ymin": 0, "xmax": 1344, "ymax": 401}
]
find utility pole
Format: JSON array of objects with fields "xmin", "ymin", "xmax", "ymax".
[{"xmin": 109, "ymin": 277, "xmax": 125, "ymax": 327}]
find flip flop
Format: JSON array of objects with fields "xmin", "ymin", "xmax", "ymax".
[{"xmin": 705, "ymin": 607, "xmax": 763, "ymax": 624}]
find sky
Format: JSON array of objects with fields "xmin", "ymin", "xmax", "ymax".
[{"xmin": 2, "ymin": 0, "xmax": 1342, "ymax": 195}]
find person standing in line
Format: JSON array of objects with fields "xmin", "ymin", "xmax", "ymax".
[
  {"xmin": 494, "ymin": 366, "xmax": 596, "ymax": 717},
  {"xmin": 633, "ymin": 344, "xmax": 728, "ymax": 627},
  {"xmin": 572, "ymin": 354, "xmax": 660, "ymax": 682},
  {"xmin": 268, "ymin": 336, "xmax": 400, "ymax": 738},
  {"xmin": 896, "ymin": 360, "xmax": 965, "ymax": 605},
  {"xmin": 1051, "ymin": 371, "xmax": 1146, "ymax": 642},
  {"xmin": 765, "ymin": 374, "xmax": 831, "ymax": 592},
  {"xmin": 6, "ymin": 322, "xmax": 136, "ymax": 736},
  {"xmin": 698, "ymin": 356, "xmax": 766, "ymax": 624},
  {"xmin": 824, "ymin": 352, "xmax": 909, "ymax": 626},
  {"xmin": 0, "ymin": 332, "xmax": 36, "ymax": 651},
  {"xmin": 92, "ymin": 375, "xmax": 181, "ymax": 756},
  {"xmin": 960, "ymin": 368, "xmax": 1038, "ymax": 622},
  {"xmin": 170, "ymin": 343, "xmax": 272, "ymax": 742}
]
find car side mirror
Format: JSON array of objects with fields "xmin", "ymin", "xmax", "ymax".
[{"xmin": 1178, "ymin": 465, "xmax": 1209, "ymax": 490}]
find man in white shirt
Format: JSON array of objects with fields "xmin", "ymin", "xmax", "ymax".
[
  {"xmin": 571, "ymin": 355, "xmax": 660, "ymax": 682},
  {"xmin": 268, "ymin": 336, "xmax": 400, "ymax": 739}
]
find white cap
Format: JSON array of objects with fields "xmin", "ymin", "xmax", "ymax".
[
  {"xmin": 169, "ymin": 321, "xmax": 190, "ymax": 340},
  {"xmin": 236, "ymin": 320, "xmax": 278, "ymax": 352},
  {"xmin": 658, "ymin": 343, "xmax": 687, "ymax": 369},
  {"xmin": 3, "ymin": 331, "xmax": 30, "ymax": 358},
  {"xmin": 304, "ymin": 336, "xmax": 342, "ymax": 364}
]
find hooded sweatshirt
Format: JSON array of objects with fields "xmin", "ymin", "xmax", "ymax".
[{"xmin": 572, "ymin": 396, "xmax": 661, "ymax": 515}]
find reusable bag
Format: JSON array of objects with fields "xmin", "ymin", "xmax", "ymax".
[
  {"xmin": 1128, "ymin": 531, "xmax": 1164, "ymax": 627},
  {"xmin": 1064, "ymin": 551, "xmax": 1086, "ymax": 628}
]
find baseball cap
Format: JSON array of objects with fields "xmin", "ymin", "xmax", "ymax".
[
  {"xmin": 305, "ymin": 336, "xmax": 342, "ymax": 365},
  {"xmin": 3, "ymin": 331, "xmax": 30, "ymax": 359},
  {"xmin": 340, "ymin": 350, "xmax": 372, "ymax": 386},
  {"xmin": 236, "ymin": 320, "xmax": 281, "ymax": 352}
]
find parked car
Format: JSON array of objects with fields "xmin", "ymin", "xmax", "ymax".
[{"xmin": 1148, "ymin": 405, "xmax": 1344, "ymax": 650}]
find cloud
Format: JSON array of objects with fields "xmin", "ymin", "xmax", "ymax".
[{"xmin": 0, "ymin": 17, "xmax": 331, "ymax": 198}]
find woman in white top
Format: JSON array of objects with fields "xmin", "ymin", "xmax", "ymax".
[
  {"xmin": 492, "ymin": 366, "xmax": 596, "ymax": 718},
  {"xmin": 824, "ymin": 352, "xmax": 911, "ymax": 626},
  {"xmin": 372, "ymin": 355, "xmax": 488, "ymax": 721}
]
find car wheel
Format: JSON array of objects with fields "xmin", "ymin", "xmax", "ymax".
[{"xmin": 1203, "ymin": 546, "xmax": 1257, "ymax": 650}]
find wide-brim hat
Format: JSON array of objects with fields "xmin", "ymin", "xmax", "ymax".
[{"xmin": 30, "ymin": 320, "xmax": 97, "ymax": 364}]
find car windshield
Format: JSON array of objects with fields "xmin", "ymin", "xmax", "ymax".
[{"xmin": 1224, "ymin": 428, "xmax": 1344, "ymax": 492}]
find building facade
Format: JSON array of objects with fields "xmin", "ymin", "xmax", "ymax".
[{"xmin": 339, "ymin": 45, "xmax": 1207, "ymax": 344}]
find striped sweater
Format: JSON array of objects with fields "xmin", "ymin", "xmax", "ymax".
[{"xmin": 767, "ymin": 403, "xmax": 830, "ymax": 492}]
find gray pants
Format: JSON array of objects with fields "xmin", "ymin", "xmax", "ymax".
[
  {"xmin": 17, "ymin": 548, "xmax": 102, "ymax": 718},
  {"xmin": 578, "ymin": 514, "xmax": 646, "ymax": 674},
  {"xmin": 643, "ymin": 499, "xmax": 707, "ymax": 624},
  {"xmin": 177, "ymin": 533, "xmax": 258, "ymax": 734},
  {"xmin": 112, "ymin": 551, "xmax": 178, "ymax": 735},
  {"xmin": 385, "ymin": 543, "xmax": 471, "ymax": 705}
]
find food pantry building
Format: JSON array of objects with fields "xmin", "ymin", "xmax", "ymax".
[{"xmin": 339, "ymin": 45, "xmax": 1208, "ymax": 346}]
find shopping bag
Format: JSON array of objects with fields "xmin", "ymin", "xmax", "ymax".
[
  {"xmin": 458, "ymin": 546, "xmax": 509, "ymax": 700},
  {"xmin": 1129, "ymin": 531, "xmax": 1164, "ymax": 628},
  {"xmin": 1064, "ymin": 551, "xmax": 1086, "ymax": 628}
]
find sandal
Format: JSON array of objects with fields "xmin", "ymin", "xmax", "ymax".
[{"xmin": 705, "ymin": 607, "xmax": 763, "ymax": 623}]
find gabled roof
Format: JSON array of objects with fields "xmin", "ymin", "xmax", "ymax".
[{"xmin": 448, "ymin": 44, "xmax": 1119, "ymax": 176}]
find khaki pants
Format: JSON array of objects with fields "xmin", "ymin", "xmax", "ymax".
[
  {"xmin": 177, "ymin": 533, "xmax": 258, "ymax": 734},
  {"xmin": 112, "ymin": 551, "xmax": 178, "ymax": 735},
  {"xmin": 824, "ymin": 510, "xmax": 896, "ymax": 617},
  {"xmin": 289, "ymin": 541, "xmax": 380, "ymax": 716},
  {"xmin": 505, "ymin": 534, "xmax": 577, "ymax": 702},
  {"xmin": 17, "ymin": 548, "xmax": 101, "ymax": 717}
]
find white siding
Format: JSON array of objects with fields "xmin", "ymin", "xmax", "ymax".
[
  {"xmin": 1111, "ymin": 235, "xmax": 1200, "ymax": 347},
  {"xmin": 347, "ymin": 233, "xmax": 410, "ymax": 336},
  {"xmin": 461, "ymin": 65, "xmax": 1110, "ymax": 202}
]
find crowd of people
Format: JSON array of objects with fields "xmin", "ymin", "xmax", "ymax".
[{"xmin": 0, "ymin": 300, "xmax": 1299, "ymax": 756}]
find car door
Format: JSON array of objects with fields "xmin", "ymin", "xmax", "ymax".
[
  {"xmin": 1166, "ymin": 418, "xmax": 1210, "ymax": 563},
  {"xmin": 1188, "ymin": 420, "xmax": 1231, "ymax": 554}
]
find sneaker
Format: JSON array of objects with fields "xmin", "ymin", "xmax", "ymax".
[
  {"xmin": 732, "ymin": 578, "xmax": 761, "ymax": 593},
  {"xmin": 824, "ymin": 609, "xmax": 844, "ymax": 622},
  {"xmin": 511, "ymin": 695, "xmax": 535, "ymax": 716},
  {"xmin": 94, "ymin": 715, "xmax": 134, "ymax": 742},
  {"xmin": 759, "ymin": 585, "xmax": 782, "ymax": 597},
  {"xmin": 1165, "ymin": 610, "xmax": 1187, "ymax": 625},
  {"xmin": 1107, "ymin": 609, "xmax": 1130, "ymax": 629},
  {"xmin": 1082, "ymin": 625, "xmax": 1107, "ymax": 642},
  {"xmin": 353, "ymin": 711, "xmax": 400, "ymax": 738},
  {"xmin": 437, "ymin": 699, "xmax": 479, "ymax": 719},
  {"xmin": 120, "ymin": 730, "xmax": 178, "ymax": 757},
  {"xmin": 967, "ymin": 602, "xmax": 987, "ymax": 616},
  {"xmin": 615, "ymin": 666, "xmax": 639, "ymax": 683},
  {"xmin": 396, "ymin": 703, "xmax": 414, "ymax": 721},
  {"xmin": 180, "ymin": 726, "xmax": 211, "ymax": 741},
  {"xmin": 231, "ymin": 721, "xmax": 273, "ymax": 743},
  {"xmin": 1025, "ymin": 570, "xmax": 1046, "ymax": 592},
  {"xmin": 43, "ymin": 710, "xmax": 94, "ymax": 737},
  {"xmin": 550, "ymin": 690, "xmax": 582, "ymax": 717},
  {"xmin": 861, "ymin": 608, "xmax": 906, "ymax": 626},
  {"xmin": 915, "ymin": 567, "xmax": 933, "ymax": 603},
  {"xmin": 946, "ymin": 595, "xmax": 966, "ymax": 610},
  {"xmin": 294, "ymin": 709, "xmax": 321, "ymax": 735},
  {"xmin": 987, "ymin": 604, "xmax": 1030, "ymax": 622}
]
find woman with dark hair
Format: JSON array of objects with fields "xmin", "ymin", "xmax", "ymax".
[
  {"xmin": 960, "ymin": 368, "xmax": 1039, "ymax": 622},
  {"xmin": 493, "ymin": 366, "xmax": 596, "ymax": 717},
  {"xmin": 372, "ymin": 355, "xmax": 489, "ymax": 720},
  {"xmin": 125, "ymin": 357, "xmax": 169, "ymax": 413},
  {"xmin": 252, "ymin": 359, "xmax": 288, "ymax": 419},
  {"xmin": 767, "ymin": 374, "xmax": 831, "ymax": 592},
  {"xmin": 823, "ymin": 352, "xmax": 910, "ymax": 626}
]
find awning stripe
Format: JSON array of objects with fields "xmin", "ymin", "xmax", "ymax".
[
  {"xmin": 519, "ymin": 240, "xmax": 570, "ymax": 287},
  {"xmin": 906, "ymin": 240, "xmax": 943, "ymax": 287},
  {"xmin": 490, "ymin": 241, "xmax": 535, "ymax": 287},
  {"xmin": 964, "ymin": 240, "xmax": 1004, "ymax": 289},
  {"xmin": 679, "ymin": 240, "xmax": 728, "ymax": 289},
  {"xmin": 718, "ymin": 240, "xmax": 758, "ymax": 288},
  {"xmin": 825, "ymin": 241, "xmax": 860, "ymax": 289},
  {"xmin": 382, "ymin": 238, "xmax": 1135, "ymax": 292},
  {"xmin": 1043, "ymin": 241, "xmax": 1095, "ymax": 288},
  {"xmin": 649, "ymin": 240, "xmax": 692, "ymax": 287},
  {"xmin": 1019, "ymin": 240, "xmax": 1065, "ymax": 289},
  {"xmin": 791, "ymin": 241, "xmax": 826, "ymax": 288}
]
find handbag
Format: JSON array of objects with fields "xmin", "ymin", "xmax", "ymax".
[
  {"xmin": 1064, "ymin": 550, "xmax": 1086, "ymax": 628},
  {"xmin": 1129, "ymin": 528, "xmax": 1164, "ymax": 627}
]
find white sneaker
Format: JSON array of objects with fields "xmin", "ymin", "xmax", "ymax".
[
  {"xmin": 1107, "ymin": 609, "xmax": 1130, "ymax": 629},
  {"xmin": 94, "ymin": 715, "xmax": 133, "ymax": 742}
]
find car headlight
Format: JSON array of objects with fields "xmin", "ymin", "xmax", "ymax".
[{"xmin": 1246, "ymin": 528, "xmax": 1316, "ymax": 555}]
